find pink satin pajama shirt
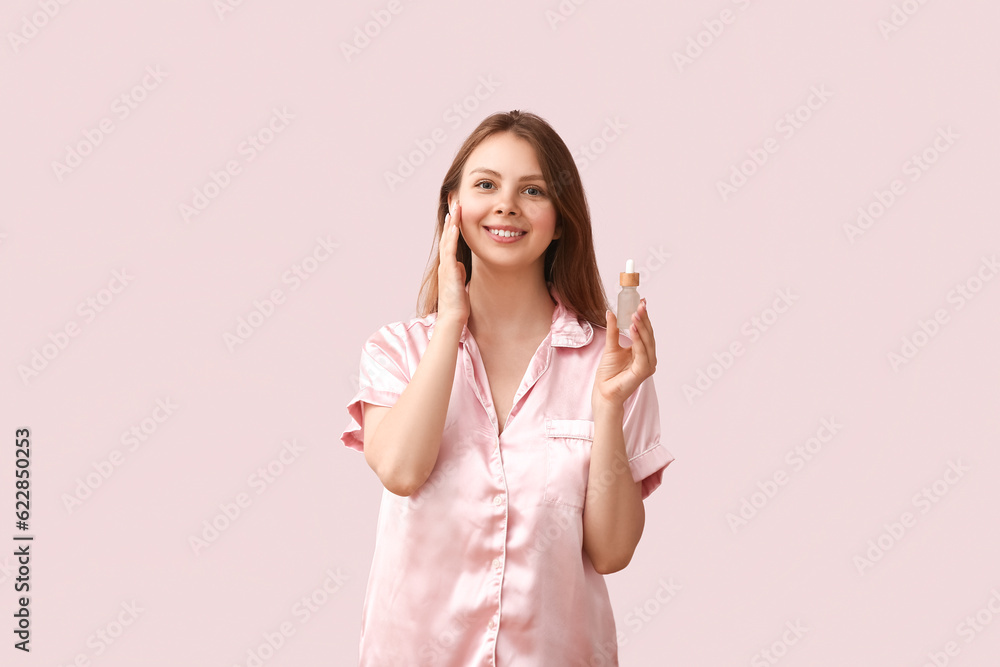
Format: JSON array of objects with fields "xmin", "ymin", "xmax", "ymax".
[{"xmin": 340, "ymin": 284, "xmax": 674, "ymax": 666}]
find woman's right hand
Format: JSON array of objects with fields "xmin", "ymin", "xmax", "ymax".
[{"xmin": 437, "ymin": 201, "xmax": 470, "ymax": 327}]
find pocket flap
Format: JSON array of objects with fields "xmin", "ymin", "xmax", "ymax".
[{"xmin": 544, "ymin": 418, "xmax": 595, "ymax": 441}]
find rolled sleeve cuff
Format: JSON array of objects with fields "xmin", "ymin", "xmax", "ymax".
[
  {"xmin": 629, "ymin": 440, "xmax": 675, "ymax": 501},
  {"xmin": 341, "ymin": 388, "xmax": 402, "ymax": 453}
]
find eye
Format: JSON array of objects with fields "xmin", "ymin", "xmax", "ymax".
[
  {"xmin": 474, "ymin": 180, "xmax": 495, "ymax": 190},
  {"xmin": 524, "ymin": 186, "xmax": 545, "ymax": 196}
]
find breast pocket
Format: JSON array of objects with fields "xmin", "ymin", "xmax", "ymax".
[{"xmin": 543, "ymin": 418, "xmax": 595, "ymax": 510}]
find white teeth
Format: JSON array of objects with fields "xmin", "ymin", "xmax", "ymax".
[{"xmin": 488, "ymin": 228, "xmax": 525, "ymax": 238}]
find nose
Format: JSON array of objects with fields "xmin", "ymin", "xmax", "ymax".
[{"xmin": 494, "ymin": 198, "xmax": 518, "ymax": 216}]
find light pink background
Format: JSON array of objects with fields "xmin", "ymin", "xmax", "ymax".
[{"xmin": 3, "ymin": 0, "xmax": 999, "ymax": 665}]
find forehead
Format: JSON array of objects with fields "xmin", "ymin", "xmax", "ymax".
[{"xmin": 465, "ymin": 132, "xmax": 542, "ymax": 175}]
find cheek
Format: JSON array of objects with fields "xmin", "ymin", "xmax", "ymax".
[
  {"xmin": 460, "ymin": 201, "xmax": 490, "ymax": 224},
  {"xmin": 531, "ymin": 207, "xmax": 558, "ymax": 232}
]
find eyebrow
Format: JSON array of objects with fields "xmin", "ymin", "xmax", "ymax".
[{"xmin": 468, "ymin": 167, "xmax": 546, "ymax": 182}]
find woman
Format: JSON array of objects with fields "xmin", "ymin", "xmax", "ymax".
[{"xmin": 341, "ymin": 110, "xmax": 674, "ymax": 666}]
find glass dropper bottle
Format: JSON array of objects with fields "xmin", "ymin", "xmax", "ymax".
[{"xmin": 617, "ymin": 259, "xmax": 640, "ymax": 333}]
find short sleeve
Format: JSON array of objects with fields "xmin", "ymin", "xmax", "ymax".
[
  {"xmin": 340, "ymin": 324, "xmax": 412, "ymax": 453},
  {"xmin": 622, "ymin": 375, "xmax": 674, "ymax": 500}
]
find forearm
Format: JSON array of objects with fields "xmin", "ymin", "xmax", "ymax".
[
  {"xmin": 367, "ymin": 318, "xmax": 463, "ymax": 495},
  {"xmin": 582, "ymin": 400, "xmax": 645, "ymax": 574}
]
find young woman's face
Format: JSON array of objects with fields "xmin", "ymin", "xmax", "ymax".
[{"xmin": 448, "ymin": 132, "xmax": 561, "ymax": 272}]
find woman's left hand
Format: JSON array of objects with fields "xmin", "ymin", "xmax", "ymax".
[
  {"xmin": 592, "ymin": 299, "xmax": 656, "ymax": 407},
  {"xmin": 593, "ymin": 299, "xmax": 657, "ymax": 409}
]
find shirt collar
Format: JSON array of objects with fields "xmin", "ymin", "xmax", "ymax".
[{"xmin": 452, "ymin": 281, "xmax": 593, "ymax": 349}]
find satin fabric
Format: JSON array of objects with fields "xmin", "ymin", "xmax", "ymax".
[{"xmin": 341, "ymin": 283, "xmax": 674, "ymax": 666}]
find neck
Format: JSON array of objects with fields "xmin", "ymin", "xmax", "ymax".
[{"xmin": 466, "ymin": 262, "xmax": 556, "ymax": 341}]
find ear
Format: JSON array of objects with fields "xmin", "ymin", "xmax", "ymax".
[{"xmin": 552, "ymin": 224, "xmax": 562, "ymax": 240}]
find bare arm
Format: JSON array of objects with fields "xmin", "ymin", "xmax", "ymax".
[
  {"xmin": 362, "ymin": 199, "xmax": 470, "ymax": 497},
  {"xmin": 583, "ymin": 298, "xmax": 656, "ymax": 574},
  {"xmin": 582, "ymin": 400, "xmax": 645, "ymax": 574},
  {"xmin": 362, "ymin": 318, "xmax": 463, "ymax": 496}
]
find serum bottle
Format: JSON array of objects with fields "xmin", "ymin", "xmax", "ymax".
[{"xmin": 617, "ymin": 259, "xmax": 640, "ymax": 333}]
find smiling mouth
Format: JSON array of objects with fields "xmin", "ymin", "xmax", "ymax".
[{"xmin": 485, "ymin": 227, "xmax": 527, "ymax": 238}]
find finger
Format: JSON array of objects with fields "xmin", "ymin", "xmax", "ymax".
[
  {"xmin": 446, "ymin": 210, "xmax": 459, "ymax": 245},
  {"xmin": 440, "ymin": 214, "xmax": 459, "ymax": 273},
  {"xmin": 630, "ymin": 306, "xmax": 650, "ymax": 341},
  {"xmin": 638, "ymin": 299, "xmax": 652, "ymax": 335},
  {"xmin": 605, "ymin": 310, "xmax": 620, "ymax": 351},
  {"xmin": 628, "ymin": 319, "xmax": 651, "ymax": 373},
  {"xmin": 629, "ymin": 310, "xmax": 656, "ymax": 369},
  {"xmin": 440, "ymin": 215, "xmax": 453, "ymax": 257},
  {"xmin": 631, "ymin": 300, "xmax": 654, "ymax": 342}
]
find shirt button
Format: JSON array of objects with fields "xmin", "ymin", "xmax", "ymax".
[
  {"xmin": 493, "ymin": 494, "xmax": 504, "ymax": 506},
  {"xmin": 488, "ymin": 619, "xmax": 496, "ymax": 630},
  {"xmin": 491, "ymin": 558, "xmax": 499, "ymax": 569}
]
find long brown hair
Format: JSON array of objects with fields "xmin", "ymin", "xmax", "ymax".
[{"xmin": 416, "ymin": 110, "xmax": 611, "ymax": 327}]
